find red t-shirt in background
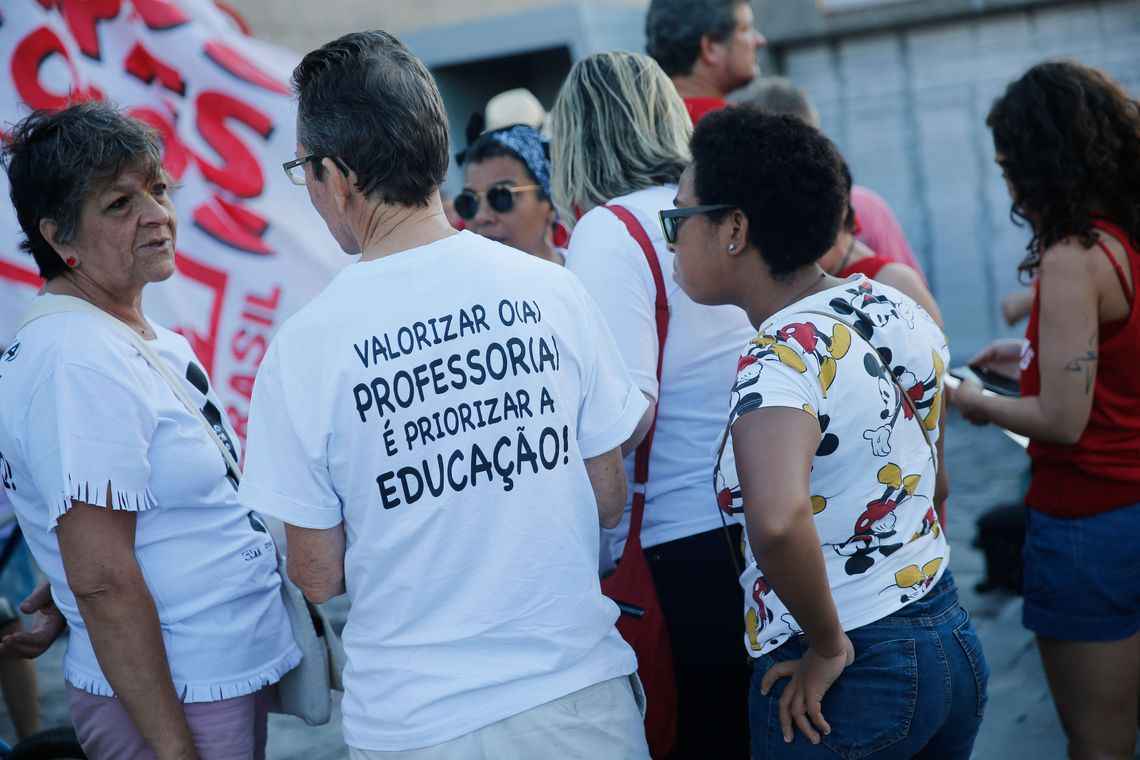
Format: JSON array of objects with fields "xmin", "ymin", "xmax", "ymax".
[
  {"xmin": 839, "ymin": 254, "xmax": 892, "ymax": 280},
  {"xmin": 1021, "ymin": 219, "xmax": 1140, "ymax": 517},
  {"xmin": 684, "ymin": 96, "xmax": 728, "ymax": 125},
  {"xmin": 851, "ymin": 185, "xmax": 924, "ymax": 276}
]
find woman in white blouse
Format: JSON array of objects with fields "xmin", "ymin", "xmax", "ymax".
[
  {"xmin": 0, "ymin": 103, "xmax": 299, "ymax": 760},
  {"xmin": 549, "ymin": 51, "xmax": 757, "ymax": 756}
]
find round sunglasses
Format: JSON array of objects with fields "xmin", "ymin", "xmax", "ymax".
[{"xmin": 454, "ymin": 184, "xmax": 541, "ymax": 220}]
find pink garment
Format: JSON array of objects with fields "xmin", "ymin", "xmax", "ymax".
[
  {"xmin": 68, "ymin": 685, "xmax": 272, "ymax": 760},
  {"xmin": 851, "ymin": 185, "xmax": 923, "ymax": 275}
]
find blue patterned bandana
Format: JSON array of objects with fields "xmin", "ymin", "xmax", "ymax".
[{"xmin": 484, "ymin": 125, "xmax": 552, "ymax": 199}]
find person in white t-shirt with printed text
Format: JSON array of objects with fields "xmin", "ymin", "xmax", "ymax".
[{"xmin": 241, "ymin": 31, "xmax": 651, "ymax": 760}]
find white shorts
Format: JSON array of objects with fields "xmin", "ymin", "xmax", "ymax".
[{"xmin": 349, "ymin": 675, "xmax": 649, "ymax": 760}]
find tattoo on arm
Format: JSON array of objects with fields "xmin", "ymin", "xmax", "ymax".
[{"xmin": 1063, "ymin": 335, "xmax": 1098, "ymax": 394}]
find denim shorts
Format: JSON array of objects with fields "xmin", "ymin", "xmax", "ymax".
[
  {"xmin": 1022, "ymin": 501, "xmax": 1140, "ymax": 642},
  {"xmin": 749, "ymin": 571, "xmax": 988, "ymax": 760}
]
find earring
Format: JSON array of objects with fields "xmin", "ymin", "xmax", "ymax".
[
  {"xmin": 65, "ymin": 256, "xmax": 78, "ymax": 268},
  {"xmin": 728, "ymin": 244, "xmax": 736, "ymax": 252}
]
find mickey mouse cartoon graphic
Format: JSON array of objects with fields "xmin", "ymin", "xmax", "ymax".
[
  {"xmin": 862, "ymin": 349, "xmax": 945, "ymax": 457},
  {"xmin": 745, "ymin": 576, "xmax": 777, "ymax": 651},
  {"xmin": 832, "ymin": 280, "xmax": 914, "ymax": 331},
  {"xmin": 750, "ymin": 320, "xmax": 851, "ymax": 397},
  {"xmin": 832, "ymin": 463, "xmax": 921, "ymax": 575},
  {"xmin": 881, "ymin": 557, "xmax": 944, "ymax": 603}
]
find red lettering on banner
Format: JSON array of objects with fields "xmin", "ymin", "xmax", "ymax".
[
  {"xmin": 194, "ymin": 91, "xmax": 272, "ymax": 198},
  {"xmin": 226, "ymin": 286, "xmax": 282, "ymax": 443},
  {"xmin": 0, "ymin": 260, "xmax": 44, "ymax": 289},
  {"xmin": 171, "ymin": 250, "xmax": 227, "ymax": 376},
  {"xmin": 11, "ymin": 26, "xmax": 103, "ymax": 111},
  {"xmin": 131, "ymin": 0, "xmax": 190, "ymax": 31},
  {"xmin": 128, "ymin": 106, "xmax": 191, "ymax": 180},
  {"xmin": 203, "ymin": 40, "xmax": 290, "ymax": 96},
  {"xmin": 124, "ymin": 42, "xmax": 186, "ymax": 95},
  {"xmin": 54, "ymin": 0, "xmax": 123, "ymax": 60},
  {"xmin": 193, "ymin": 195, "xmax": 273, "ymax": 255}
]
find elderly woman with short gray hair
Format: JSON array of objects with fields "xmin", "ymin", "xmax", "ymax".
[
  {"xmin": 549, "ymin": 51, "xmax": 757, "ymax": 756},
  {"xmin": 0, "ymin": 102, "xmax": 300, "ymax": 760}
]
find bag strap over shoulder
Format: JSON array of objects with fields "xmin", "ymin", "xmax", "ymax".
[
  {"xmin": 603, "ymin": 205, "xmax": 669, "ymax": 548},
  {"xmin": 19, "ymin": 294, "xmax": 243, "ymax": 485}
]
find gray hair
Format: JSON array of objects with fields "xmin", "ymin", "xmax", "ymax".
[
  {"xmin": 739, "ymin": 76, "xmax": 820, "ymax": 128},
  {"xmin": 549, "ymin": 52, "xmax": 691, "ymax": 220},
  {"xmin": 646, "ymin": 0, "xmax": 746, "ymax": 77},
  {"xmin": 292, "ymin": 30, "xmax": 449, "ymax": 206},
  {"xmin": 2, "ymin": 102, "xmax": 162, "ymax": 280}
]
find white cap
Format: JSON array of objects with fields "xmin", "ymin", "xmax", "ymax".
[{"xmin": 484, "ymin": 88, "xmax": 546, "ymax": 131}]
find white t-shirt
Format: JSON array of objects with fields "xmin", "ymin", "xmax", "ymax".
[
  {"xmin": 567, "ymin": 186, "xmax": 756, "ymax": 556},
  {"xmin": 239, "ymin": 231, "xmax": 646, "ymax": 752},
  {"xmin": 715, "ymin": 277, "xmax": 951, "ymax": 656},
  {"xmin": 0, "ymin": 296, "xmax": 300, "ymax": 701}
]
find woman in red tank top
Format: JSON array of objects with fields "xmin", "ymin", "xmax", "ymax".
[{"xmin": 949, "ymin": 61, "xmax": 1140, "ymax": 758}]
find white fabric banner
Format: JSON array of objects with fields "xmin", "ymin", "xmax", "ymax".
[{"xmin": 0, "ymin": 0, "xmax": 343, "ymax": 442}]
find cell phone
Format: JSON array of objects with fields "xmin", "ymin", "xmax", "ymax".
[
  {"xmin": 614, "ymin": 601, "xmax": 646, "ymax": 618},
  {"xmin": 948, "ymin": 365, "xmax": 1021, "ymax": 397}
]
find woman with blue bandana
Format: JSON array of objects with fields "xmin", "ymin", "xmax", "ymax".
[{"xmin": 457, "ymin": 125, "xmax": 565, "ymax": 265}]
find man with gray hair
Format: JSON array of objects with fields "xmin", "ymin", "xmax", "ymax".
[
  {"xmin": 646, "ymin": 0, "xmax": 766, "ymax": 124},
  {"xmin": 240, "ymin": 30, "xmax": 651, "ymax": 758}
]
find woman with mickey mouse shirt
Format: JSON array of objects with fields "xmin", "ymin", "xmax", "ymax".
[
  {"xmin": 0, "ymin": 103, "xmax": 300, "ymax": 760},
  {"xmin": 672, "ymin": 106, "xmax": 987, "ymax": 758}
]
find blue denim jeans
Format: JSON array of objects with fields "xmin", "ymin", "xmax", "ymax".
[{"xmin": 749, "ymin": 571, "xmax": 988, "ymax": 759}]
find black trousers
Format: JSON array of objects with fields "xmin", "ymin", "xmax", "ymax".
[{"xmin": 645, "ymin": 523, "xmax": 751, "ymax": 759}]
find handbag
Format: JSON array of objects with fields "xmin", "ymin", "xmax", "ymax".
[
  {"xmin": 599, "ymin": 205, "xmax": 678, "ymax": 759},
  {"xmin": 19, "ymin": 294, "xmax": 344, "ymax": 726}
]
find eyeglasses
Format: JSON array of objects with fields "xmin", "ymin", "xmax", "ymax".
[
  {"xmin": 658, "ymin": 205, "xmax": 735, "ymax": 244},
  {"xmin": 453, "ymin": 185, "xmax": 541, "ymax": 220},
  {"xmin": 282, "ymin": 154, "xmax": 348, "ymax": 186}
]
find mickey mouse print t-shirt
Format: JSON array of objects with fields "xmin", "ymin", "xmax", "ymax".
[{"xmin": 715, "ymin": 276, "xmax": 950, "ymax": 657}]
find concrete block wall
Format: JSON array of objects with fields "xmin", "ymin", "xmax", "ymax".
[{"xmin": 779, "ymin": 0, "xmax": 1140, "ymax": 358}]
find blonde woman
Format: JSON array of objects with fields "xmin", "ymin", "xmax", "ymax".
[{"xmin": 550, "ymin": 51, "xmax": 756, "ymax": 757}]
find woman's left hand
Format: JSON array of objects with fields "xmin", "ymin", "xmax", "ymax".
[
  {"xmin": 760, "ymin": 633, "xmax": 855, "ymax": 745},
  {"xmin": 947, "ymin": 378, "xmax": 991, "ymax": 426}
]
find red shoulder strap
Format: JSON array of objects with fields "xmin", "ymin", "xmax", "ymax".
[{"xmin": 604, "ymin": 204, "xmax": 669, "ymax": 547}]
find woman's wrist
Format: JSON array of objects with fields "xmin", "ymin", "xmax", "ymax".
[{"xmin": 808, "ymin": 626, "xmax": 849, "ymax": 658}]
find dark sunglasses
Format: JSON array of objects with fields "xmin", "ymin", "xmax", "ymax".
[
  {"xmin": 658, "ymin": 205, "xmax": 735, "ymax": 244},
  {"xmin": 453, "ymin": 184, "xmax": 541, "ymax": 220}
]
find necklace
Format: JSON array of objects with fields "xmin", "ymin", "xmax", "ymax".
[
  {"xmin": 775, "ymin": 270, "xmax": 827, "ymax": 315},
  {"xmin": 834, "ymin": 236, "xmax": 857, "ymax": 275}
]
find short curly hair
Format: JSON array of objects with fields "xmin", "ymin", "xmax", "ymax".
[
  {"xmin": 2, "ymin": 102, "xmax": 162, "ymax": 280},
  {"xmin": 690, "ymin": 106, "xmax": 846, "ymax": 279},
  {"xmin": 987, "ymin": 60, "xmax": 1140, "ymax": 276}
]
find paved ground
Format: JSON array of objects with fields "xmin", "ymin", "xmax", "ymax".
[{"xmin": 0, "ymin": 417, "xmax": 1122, "ymax": 758}]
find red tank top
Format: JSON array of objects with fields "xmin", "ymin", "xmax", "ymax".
[
  {"xmin": 1021, "ymin": 219, "xmax": 1140, "ymax": 517},
  {"xmin": 839, "ymin": 254, "xmax": 892, "ymax": 280}
]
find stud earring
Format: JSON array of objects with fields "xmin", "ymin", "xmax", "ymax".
[
  {"xmin": 65, "ymin": 256, "xmax": 78, "ymax": 267},
  {"xmin": 728, "ymin": 244, "xmax": 736, "ymax": 252}
]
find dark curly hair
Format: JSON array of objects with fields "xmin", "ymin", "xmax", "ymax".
[
  {"xmin": 986, "ymin": 60, "xmax": 1140, "ymax": 278},
  {"xmin": 2, "ymin": 102, "xmax": 162, "ymax": 280},
  {"xmin": 690, "ymin": 106, "xmax": 846, "ymax": 279}
]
